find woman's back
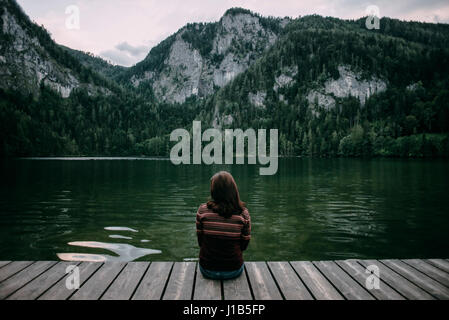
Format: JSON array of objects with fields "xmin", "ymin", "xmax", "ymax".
[{"xmin": 196, "ymin": 203, "xmax": 251, "ymax": 271}]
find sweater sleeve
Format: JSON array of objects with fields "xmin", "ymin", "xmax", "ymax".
[
  {"xmin": 196, "ymin": 206, "xmax": 203, "ymax": 247},
  {"xmin": 240, "ymin": 209, "xmax": 251, "ymax": 251}
]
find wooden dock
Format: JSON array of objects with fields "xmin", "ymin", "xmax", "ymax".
[{"xmin": 0, "ymin": 259, "xmax": 448, "ymax": 300}]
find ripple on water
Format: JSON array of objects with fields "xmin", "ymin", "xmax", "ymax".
[
  {"xmin": 104, "ymin": 226, "xmax": 138, "ymax": 232},
  {"xmin": 109, "ymin": 234, "xmax": 132, "ymax": 240},
  {"xmin": 183, "ymin": 258, "xmax": 199, "ymax": 261}
]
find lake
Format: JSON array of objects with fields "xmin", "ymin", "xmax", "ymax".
[{"xmin": 0, "ymin": 158, "xmax": 448, "ymax": 262}]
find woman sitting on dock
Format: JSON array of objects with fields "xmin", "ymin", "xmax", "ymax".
[{"xmin": 196, "ymin": 171, "xmax": 251, "ymax": 280}]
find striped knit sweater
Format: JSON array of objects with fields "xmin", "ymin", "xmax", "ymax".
[{"xmin": 196, "ymin": 203, "xmax": 251, "ymax": 271}]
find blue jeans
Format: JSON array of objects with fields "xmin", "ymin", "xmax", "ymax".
[{"xmin": 199, "ymin": 263, "xmax": 244, "ymax": 280}]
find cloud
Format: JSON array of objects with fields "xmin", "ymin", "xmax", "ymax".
[
  {"xmin": 116, "ymin": 42, "xmax": 149, "ymax": 57},
  {"xmin": 99, "ymin": 49, "xmax": 135, "ymax": 66},
  {"xmin": 100, "ymin": 42, "xmax": 149, "ymax": 66}
]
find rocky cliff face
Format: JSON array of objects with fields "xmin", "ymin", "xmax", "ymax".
[
  {"xmin": 129, "ymin": 10, "xmax": 288, "ymax": 103},
  {"xmin": 307, "ymin": 65, "xmax": 387, "ymax": 110},
  {"xmin": 0, "ymin": 2, "xmax": 109, "ymax": 98},
  {"xmin": 244, "ymin": 64, "xmax": 387, "ymax": 113}
]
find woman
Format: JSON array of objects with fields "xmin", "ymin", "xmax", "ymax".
[{"xmin": 196, "ymin": 171, "xmax": 251, "ymax": 280}]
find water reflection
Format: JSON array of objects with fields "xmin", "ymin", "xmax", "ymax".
[
  {"xmin": 183, "ymin": 258, "xmax": 199, "ymax": 261},
  {"xmin": 57, "ymin": 226, "xmax": 161, "ymax": 262},
  {"xmin": 57, "ymin": 241, "xmax": 161, "ymax": 262},
  {"xmin": 104, "ymin": 226, "xmax": 138, "ymax": 232},
  {"xmin": 109, "ymin": 235, "xmax": 132, "ymax": 240},
  {"xmin": 58, "ymin": 253, "xmax": 107, "ymax": 262}
]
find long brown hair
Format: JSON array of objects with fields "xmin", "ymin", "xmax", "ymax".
[{"xmin": 207, "ymin": 171, "xmax": 245, "ymax": 218}]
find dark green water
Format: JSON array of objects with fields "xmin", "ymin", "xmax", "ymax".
[{"xmin": 0, "ymin": 158, "xmax": 448, "ymax": 262}]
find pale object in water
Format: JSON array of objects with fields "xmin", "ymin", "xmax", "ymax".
[
  {"xmin": 109, "ymin": 234, "xmax": 132, "ymax": 240},
  {"xmin": 104, "ymin": 226, "xmax": 138, "ymax": 232},
  {"xmin": 57, "ymin": 241, "xmax": 161, "ymax": 262}
]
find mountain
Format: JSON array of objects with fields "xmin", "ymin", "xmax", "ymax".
[
  {"xmin": 197, "ymin": 15, "xmax": 449, "ymax": 156},
  {"xmin": 119, "ymin": 8, "xmax": 290, "ymax": 103},
  {"xmin": 1, "ymin": 0, "xmax": 448, "ymax": 158},
  {"xmin": 0, "ymin": 0, "xmax": 188, "ymax": 156},
  {"xmin": 0, "ymin": 0, "xmax": 118, "ymax": 98}
]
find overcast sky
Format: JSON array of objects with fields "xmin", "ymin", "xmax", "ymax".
[{"xmin": 16, "ymin": 0, "xmax": 449, "ymax": 67}]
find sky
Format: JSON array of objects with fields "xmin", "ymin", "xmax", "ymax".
[{"xmin": 16, "ymin": 0, "xmax": 449, "ymax": 67}]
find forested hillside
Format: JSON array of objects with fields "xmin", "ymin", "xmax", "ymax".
[
  {"xmin": 1, "ymin": 0, "xmax": 448, "ymax": 157},
  {"xmin": 195, "ymin": 15, "xmax": 449, "ymax": 157},
  {"xmin": 61, "ymin": 46, "xmax": 126, "ymax": 80}
]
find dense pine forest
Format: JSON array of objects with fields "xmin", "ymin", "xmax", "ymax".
[{"xmin": 1, "ymin": 2, "xmax": 448, "ymax": 158}]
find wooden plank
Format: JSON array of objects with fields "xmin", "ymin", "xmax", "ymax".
[
  {"xmin": 267, "ymin": 262, "xmax": 313, "ymax": 300},
  {"xmin": 382, "ymin": 260, "xmax": 449, "ymax": 300},
  {"xmin": 193, "ymin": 268, "xmax": 222, "ymax": 300},
  {"xmin": 402, "ymin": 259, "xmax": 449, "ymax": 287},
  {"xmin": 38, "ymin": 262, "xmax": 103, "ymax": 300},
  {"xmin": 0, "ymin": 261, "xmax": 34, "ymax": 283},
  {"xmin": 426, "ymin": 259, "xmax": 449, "ymax": 273},
  {"xmin": 0, "ymin": 261, "xmax": 56, "ymax": 299},
  {"xmin": 2, "ymin": 259, "xmax": 446, "ymax": 301},
  {"xmin": 223, "ymin": 270, "xmax": 252, "ymax": 300},
  {"xmin": 162, "ymin": 262, "xmax": 196, "ymax": 300},
  {"xmin": 290, "ymin": 261, "xmax": 343, "ymax": 300},
  {"xmin": 336, "ymin": 260, "xmax": 404, "ymax": 300},
  {"xmin": 70, "ymin": 262, "xmax": 126, "ymax": 300},
  {"xmin": 132, "ymin": 262, "xmax": 173, "ymax": 300},
  {"xmin": 245, "ymin": 262, "xmax": 282, "ymax": 300},
  {"xmin": 101, "ymin": 262, "xmax": 149, "ymax": 300},
  {"xmin": 7, "ymin": 262, "xmax": 80, "ymax": 300},
  {"xmin": 314, "ymin": 261, "xmax": 374, "ymax": 300},
  {"xmin": 359, "ymin": 260, "xmax": 434, "ymax": 300}
]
